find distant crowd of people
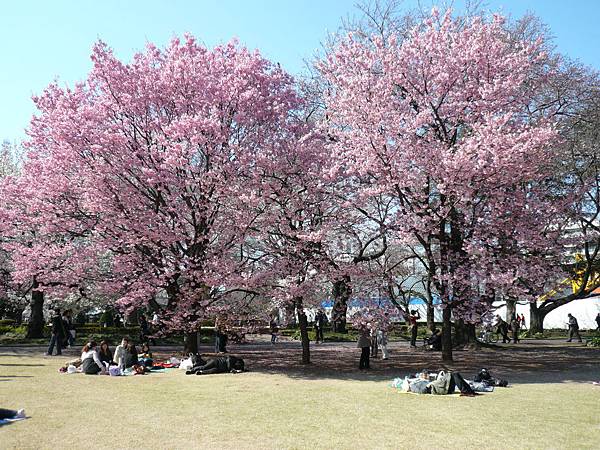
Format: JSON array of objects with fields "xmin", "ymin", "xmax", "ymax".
[
  {"xmin": 493, "ymin": 314, "xmax": 525, "ymax": 344},
  {"xmin": 44, "ymin": 305, "xmax": 599, "ymax": 375},
  {"xmin": 45, "ymin": 308, "xmax": 157, "ymax": 357}
]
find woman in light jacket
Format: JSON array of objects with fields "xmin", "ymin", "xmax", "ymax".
[{"xmin": 81, "ymin": 341, "xmax": 107, "ymax": 375}]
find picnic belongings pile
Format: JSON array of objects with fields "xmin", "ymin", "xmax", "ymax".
[{"xmin": 391, "ymin": 368, "xmax": 509, "ymax": 396}]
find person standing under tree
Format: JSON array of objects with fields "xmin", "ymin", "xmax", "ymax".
[
  {"xmin": 495, "ymin": 315, "xmax": 510, "ymax": 343},
  {"xmin": 62, "ymin": 310, "xmax": 75, "ymax": 348},
  {"xmin": 314, "ymin": 309, "xmax": 325, "ymax": 344},
  {"xmin": 519, "ymin": 313, "xmax": 527, "ymax": 330},
  {"xmin": 595, "ymin": 313, "xmax": 600, "ymax": 332},
  {"xmin": 510, "ymin": 314, "xmax": 520, "ymax": 343},
  {"xmin": 139, "ymin": 314, "xmax": 153, "ymax": 344},
  {"xmin": 46, "ymin": 309, "xmax": 66, "ymax": 356},
  {"xmin": 408, "ymin": 309, "xmax": 421, "ymax": 348},
  {"xmin": 377, "ymin": 327, "xmax": 389, "ymax": 359},
  {"xmin": 214, "ymin": 317, "xmax": 228, "ymax": 353},
  {"xmin": 566, "ymin": 313, "xmax": 582, "ymax": 342},
  {"xmin": 370, "ymin": 326, "xmax": 378, "ymax": 357},
  {"xmin": 357, "ymin": 329, "xmax": 371, "ymax": 370},
  {"xmin": 269, "ymin": 317, "xmax": 279, "ymax": 344}
]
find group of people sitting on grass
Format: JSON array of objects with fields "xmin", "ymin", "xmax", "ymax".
[
  {"xmin": 61, "ymin": 337, "xmax": 154, "ymax": 375},
  {"xmin": 62, "ymin": 337, "xmax": 247, "ymax": 376}
]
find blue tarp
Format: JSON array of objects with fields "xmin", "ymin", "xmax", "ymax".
[{"xmin": 320, "ymin": 296, "xmax": 440, "ymax": 308}]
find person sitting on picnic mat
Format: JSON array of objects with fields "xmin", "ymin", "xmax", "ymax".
[
  {"xmin": 81, "ymin": 341, "xmax": 107, "ymax": 375},
  {"xmin": 138, "ymin": 342, "xmax": 153, "ymax": 367},
  {"xmin": 426, "ymin": 328, "xmax": 442, "ymax": 351},
  {"xmin": 98, "ymin": 340, "xmax": 114, "ymax": 366},
  {"xmin": 185, "ymin": 354, "xmax": 245, "ymax": 375}
]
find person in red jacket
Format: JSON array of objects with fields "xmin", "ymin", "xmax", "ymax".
[{"xmin": 408, "ymin": 309, "xmax": 421, "ymax": 348}]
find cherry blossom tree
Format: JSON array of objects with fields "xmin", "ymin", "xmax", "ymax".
[
  {"xmin": 246, "ymin": 129, "xmax": 335, "ymax": 364},
  {"xmin": 319, "ymin": 9, "xmax": 565, "ymax": 361},
  {"xmin": 9, "ymin": 36, "xmax": 301, "ymax": 351}
]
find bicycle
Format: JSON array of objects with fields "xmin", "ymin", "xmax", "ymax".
[{"xmin": 477, "ymin": 329, "xmax": 499, "ymax": 344}]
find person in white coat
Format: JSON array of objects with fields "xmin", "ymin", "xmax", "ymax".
[{"xmin": 377, "ymin": 328, "xmax": 389, "ymax": 360}]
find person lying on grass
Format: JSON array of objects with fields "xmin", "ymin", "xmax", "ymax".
[
  {"xmin": 185, "ymin": 354, "xmax": 246, "ymax": 375},
  {"xmin": 0, "ymin": 408, "xmax": 26, "ymax": 420}
]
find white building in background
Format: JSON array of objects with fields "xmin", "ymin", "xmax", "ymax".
[{"xmin": 494, "ymin": 295, "xmax": 600, "ymax": 330}]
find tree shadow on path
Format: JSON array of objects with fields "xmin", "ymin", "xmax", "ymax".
[{"xmin": 227, "ymin": 340, "xmax": 600, "ymax": 384}]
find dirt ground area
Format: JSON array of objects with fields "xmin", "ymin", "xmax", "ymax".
[{"xmin": 3, "ymin": 337, "xmax": 598, "ymax": 383}]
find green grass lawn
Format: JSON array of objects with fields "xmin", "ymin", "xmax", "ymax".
[{"xmin": 1, "ymin": 353, "xmax": 600, "ymax": 449}]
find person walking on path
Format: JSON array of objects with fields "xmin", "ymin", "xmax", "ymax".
[
  {"xmin": 519, "ymin": 313, "xmax": 527, "ymax": 330},
  {"xmin": 314, "ymin": 309, "xmax": 325, "ymax": 344},
  {"xmin": 566, "ymin": 313, "xmax": 582, "ymax": 342},
  {"xmin": 408, "ymin": 309, "xmax": 421, "ymax": 348},
  {"xmin": 62, "ymin": 310, "xmax": 75, "ymax": 348},
  {"xmin": 510, "ymin": 315, "xmax": 520, "ymax": 343},
  {"xmin": 214, "ymin": 318, "xmax": 228, "ymax": 353},
  {"xmin": 495, "ymin": 315, "xmax": 510, "ymax": 343},
  {"xmin": 377, "ymin": 328, "xmax": 389, "ymax": 359},
  {"xmin": 269, "ymin": 317, "xmax": 279, "ymax": 344},
  {"xmin": 357, "ymin": 329, "xmax": 371, "ymax": 370},
  {"xmin": 46, "ymin": 309, "xmax": 66, "ymax": 356},
  {"xmin": 595, "ymin": 313, "xmax": 600, "ymax": 332}
]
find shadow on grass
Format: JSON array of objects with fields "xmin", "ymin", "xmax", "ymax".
[
  {"xmin": 0, "ymin": 363, "xmax": 46, "ymax": 367},
  {"xmin": 0, "ymin": 375, "xmax": 34, "ymax": 378}
]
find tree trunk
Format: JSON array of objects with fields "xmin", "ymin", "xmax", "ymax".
[
  {"xmin": 184, "ymin": 331, "xmax": 199, "ymax": 354},
  {"xmin": 26, "ymin": 287, "xmax": 44, "ymax": 339},
  {"xmin": 506, "ymin": 298, "xmax": 516, "ymax": 322},
  {"xmin": 529, "ymin": 302, "xmax": 545, "ymax": 334},
  {"xmin": 426, "ymin": 303, "xmax": 435, "ymax": 331},
  {"xmin": 331, "ymin": 276, "xmax": 351, "ymax": 333},
  {"xmin": 425, "ymin": 277, "xmax": 435, "ymax": 331},
  {"xmin": 296, "ymin": 298, "xmax": 310, "ymax": 364},
  {"xmin": 441, "ymin": 305, "xmax": 453, "ymax": 362}
]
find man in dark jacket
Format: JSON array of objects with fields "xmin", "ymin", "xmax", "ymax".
[
  {"xmin": 46, "ymin": 309, "xmax": 66, "ymax": 356},
  {"xmin": 186, "ymin": 355, "xmax": 245, "ymax": 375},
  {"xmin": 314, "ymin": 310, "xmax": 325, "ymax": 344},
  {"xmin": 62, "ymin": 310, "xmax": 75, "ymax": 348},
  {"xmin": 566, "ymin": 314, "xmax": 582, "ymax": 342},
  {"xmin": 427, "ymin": 328, "xmax": 442, "ymax": 351},
  {"xmin": 495, "ymin": 315, "xmax": 510, "ymax": 343}
]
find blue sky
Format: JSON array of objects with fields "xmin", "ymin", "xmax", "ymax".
[{"xmin": 1, "ymin": 0, "xmax": 599, "ymax": 142}]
